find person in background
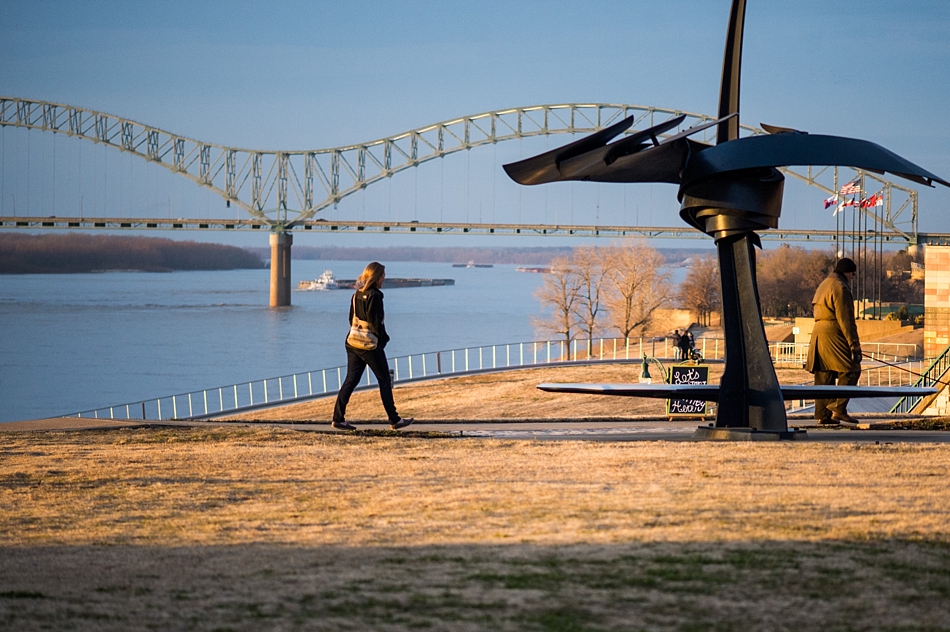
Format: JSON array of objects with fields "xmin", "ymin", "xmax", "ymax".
[
  {"xmin": 672, "ymin": 330, "xmax": 682, "ymax": 359},
  {"xmin": 805, "ymin": 257, "xmax": 861, "ymax": 425},
  {"xmin": 677, "ymin": 329, "xmax": 693, "ymax": 361},
  {"xmin": 332, "ymin": 262, "xmax": 413, "ymax": 431}
]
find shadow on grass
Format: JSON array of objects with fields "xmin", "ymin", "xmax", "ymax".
[{"xmin": 2, "ymin": 540, "xmax": 950, "ymax": 631}]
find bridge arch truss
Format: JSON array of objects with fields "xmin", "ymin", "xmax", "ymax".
[{"xmin": 0, "ymin": 97, "xmax": 920, "ymax": 239}]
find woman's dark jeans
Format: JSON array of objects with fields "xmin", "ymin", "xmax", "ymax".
[{"xmin": 332, "ymin": 346, "xmax": 399, "ymax": 423}]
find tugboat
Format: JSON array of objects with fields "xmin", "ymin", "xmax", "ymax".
[
  {"xmin": 297, "ymin": 269, "xmax": 339, "ymax": 291},
  {"xmin": 452, "ymin": 260, "xmax": 494, "ymax": 268}
]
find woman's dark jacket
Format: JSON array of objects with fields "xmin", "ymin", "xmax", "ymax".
[{"xmin": 347, "ymin": 287, "xmax": 390, "ymax": 350}]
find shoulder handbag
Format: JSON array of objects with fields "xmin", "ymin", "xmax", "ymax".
[{"xmin": 346, "ymin": 293, "xmax": 378, "ymax": 350}]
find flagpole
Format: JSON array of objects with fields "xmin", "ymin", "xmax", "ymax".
[
  {"xmin": 860, "ymin": 173, "xmax": 866, "ymax": 318},
  {"xmin": 834, "ymin": 168, "xmax": 840, "ymax": 261}
]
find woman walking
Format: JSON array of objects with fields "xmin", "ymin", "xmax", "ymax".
[{"xmin": 332, "ymin": 262, "xmax": 413, "ymax": 431}]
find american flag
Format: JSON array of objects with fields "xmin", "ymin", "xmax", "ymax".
[{"xmin": 840, "ymin": 179, "xmax": 861, "ymax": 195}]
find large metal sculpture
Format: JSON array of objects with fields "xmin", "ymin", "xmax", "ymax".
[{"xmin": 504, "ymin": 0, "xmax": 947, "ymax": 439}]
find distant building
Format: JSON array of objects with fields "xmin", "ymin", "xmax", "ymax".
[{"xmin": 924, "ymin": 246, "xmax": 950, "ymax": 360}]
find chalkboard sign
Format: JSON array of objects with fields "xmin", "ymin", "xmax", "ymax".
[{"xmin": 666, "ymin": 364, "xmax": 710, "ymax": 418}]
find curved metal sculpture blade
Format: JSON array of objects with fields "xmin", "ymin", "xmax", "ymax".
[
  {"xmin": 503, "ymin": 0, "xmax": 949, "ymax": 434},
  {"xmin": 683, "ymin": 133, "xmax": 950, "ymax": 188}
]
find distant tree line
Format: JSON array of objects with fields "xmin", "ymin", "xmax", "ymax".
[
  {"xmin": 0, "ymin": 234, "xmax": 265, "ymax": 274},
  {"xmin": 533, "ymin": 243, "xmax": 926, "ymax": 341},
  {"xmin": 756, "ymin": 244, "xmax": 923, "ymax": 317}
]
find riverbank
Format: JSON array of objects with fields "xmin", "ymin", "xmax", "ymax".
[{"xmin": 0, "ymin": 233, "xmax": 264, "ymax": 273}]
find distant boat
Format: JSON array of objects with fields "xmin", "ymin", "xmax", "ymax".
[
  {"xmin": 298, "ymin": 269, "xmax": 455, "ymax": 290},
  {"xmin": 452, "ymin": 260, "xmax": 493, "ymax": 268},
  {"xmin": 516, "ymin": 266, "xmax": 552, "ymax": 273},
  {"xmin": 297, "ymin": 269, "xmax": 339, "ymax": 291}
]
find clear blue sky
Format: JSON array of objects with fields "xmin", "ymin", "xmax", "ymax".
[{"xmin": 1, "ymin": 0, "xmax": 948, "ymax": 244}]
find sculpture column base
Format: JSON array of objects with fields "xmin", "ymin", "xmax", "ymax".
[{"xmin": 694, "ymin": 426, "xmax": 807, "ymax": 441}]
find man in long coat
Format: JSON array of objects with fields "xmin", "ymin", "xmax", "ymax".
[{"xmin": 806, "ymin": 257, "xmax": 861, "ymax": 424}]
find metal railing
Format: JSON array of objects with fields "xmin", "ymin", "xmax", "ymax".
[
  {"xmin": 65, "ymin": 335, "xmax": 925, "ymax": 421},
  {"xmin": 890, "ymin": 347, "xmax": 950, "ymax": 414},
  {"xmin": 784, "ymin": 360, "xmax": 926, "ymax": 413}
]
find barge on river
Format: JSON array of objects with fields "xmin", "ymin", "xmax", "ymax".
[{"xmin": 297, "ymin": 270, "xmax": 455, "ymax": 291}]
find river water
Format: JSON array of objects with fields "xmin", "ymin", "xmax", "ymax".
[
  {"xmin": 1, "ymin": 260, "xmax": 689, "ymax": 422},
  {"xmin": 0, "ymin": 261, "xmax": 551, "ymax": 422}
]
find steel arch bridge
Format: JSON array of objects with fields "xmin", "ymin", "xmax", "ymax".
[{"xmin": 0, "ymin": 97, "xmax": 921, "ymax": 238}]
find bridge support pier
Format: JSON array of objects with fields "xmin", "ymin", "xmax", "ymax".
[{"xmin": 269, "ymin": 232, "xmax": 293, "ymax": 307}]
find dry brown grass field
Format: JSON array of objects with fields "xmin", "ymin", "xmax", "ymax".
[
  {"xmin": 3, "ymin": 360, "xmax": 949, "ymax": 630},
  {"xmin": 3, "ymin": 417, "xmax": 950, "ymax": 631}
]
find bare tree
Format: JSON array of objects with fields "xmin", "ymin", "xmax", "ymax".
[
  {"xmin": 572, "ymin": 245, "xmax": 608, "ymax": 349},
  {"xmin": 756, "ymin": 245, "xmax": 833, "ymax": 317},
  {"xmin": 532, "ymin": 255, "xmax": 582, "ymax": 344},
  {"xmin": 602, "ymin": 241, "xmax": 671, "ymax": 338},
  {"xmin": 678, "ymin": 255, "xmax": 721, "ymax": 326}
]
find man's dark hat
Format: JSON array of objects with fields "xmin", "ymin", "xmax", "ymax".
[{"xmin": 834, "ymin": 258, "xmax": 857, "ymax": 273}]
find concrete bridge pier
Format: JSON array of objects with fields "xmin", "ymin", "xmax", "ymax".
[{"xmin": 269, "ymin": 231, "xmax": 293, "ymax": 307}]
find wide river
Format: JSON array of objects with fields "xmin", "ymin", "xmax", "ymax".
[{"xmin": 1, "ymin": 260, "xmax": 688, "ymax": 422}]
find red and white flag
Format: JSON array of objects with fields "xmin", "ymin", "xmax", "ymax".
[{"xmin": 840, "ymin": 179, "xmax": 861, "ymax": 196}]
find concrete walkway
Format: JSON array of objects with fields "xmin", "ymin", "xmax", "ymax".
[{"xmin": 4, "ymin": 416, "xmax": 950, "ymax": 443}]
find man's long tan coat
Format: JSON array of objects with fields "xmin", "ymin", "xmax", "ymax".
[{"xmin": 806, "ymin": 271, "xmax": 861, "ymax": 373}]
